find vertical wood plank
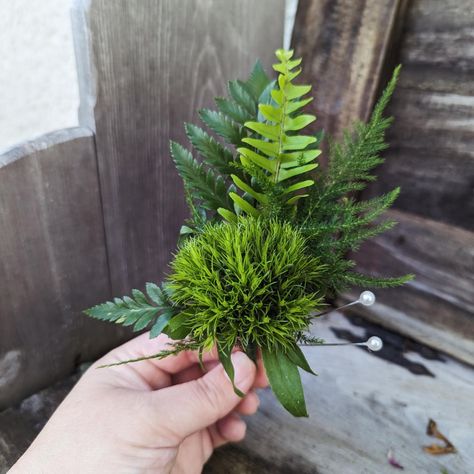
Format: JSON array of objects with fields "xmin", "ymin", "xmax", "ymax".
[
  {"xmin": 292, "ymin": 0, "xmax": 406, "ymax": 145},
  {"xmin": 362, "ymin": 0, "xmax": 474, "ymax": 230},
  {"xmin": 0, "ymin": 129, "xmax": 126, "ymax": 408},
  {"xmin": 292, "ymin": 0, "xmax": 474, "ymax": 362},
  {"xmin": 75, "ymin": 0, "xmax": 286, "ymax": 296}
]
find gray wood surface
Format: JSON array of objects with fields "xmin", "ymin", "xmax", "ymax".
[
  {"xmin": 0, "ymin": 129, "xmax": 127, "ymax": 408},
  {"xmin": 74, "ymin": 0, "xmax": 286, "ymax": 296},
  {"xmin": 292, "ymin": 0, "xmax": 474, "ymax": 364},
  {"xmin": 351, "ymin": 210, "xmax": 474, "ymax": 365},
  {"xmin": 353, "ymin": 0, "xmax": 474, "ymax": 361},
  {"xmin": 207, "ymin": 312, "xmax": 474, "ymax": 473}
]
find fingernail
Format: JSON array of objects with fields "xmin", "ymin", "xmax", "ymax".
[{"xmin": 231, "ymin": 351, "xmax": 255, "ymax": 387}]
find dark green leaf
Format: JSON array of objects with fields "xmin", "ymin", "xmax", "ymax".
[
  {"xmin": 245, "ymin": 60, "xmax": 271, "ymax": 101},
  {"xmin": 170, "ymin": 141, "xmax": 232, "ymax": 211},
  {"xmin": 185, "ymin": 123, "xmax": 236, "ymax": 175},
  {"xmin": 145, "ymin": 282, "xmax": 163, "ymax": 305},
  {"xmin": 228, "ymin": 80, "xmax": 256, "ymax": 116},
  {"xmin": 149, "ymin": 311, "xmax": 173, "ymax": 338},
  {"xmin": 262, "ymin": 347, "xmax": 308, "ymax": 417},
  {"xmin": 199, "ymin": 109, "xmax": 244, "ymax": 146},
  {"xmin": 217, "ymin": 343, "xmax": 244, "ymax": 397},
  {"xmin": 286, "ymin": 344, "xmax": 316, "ymax": 375},
  {"xmin": 215, "ymin": 97, "xmax": 252, "ymax": 125}
]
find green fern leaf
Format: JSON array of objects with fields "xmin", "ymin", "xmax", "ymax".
[
  {"xmin": 84, "ymin": 282, "xmax": 177, "ymax": 336},
  {"xmin": 228, "ymin": 80, "xmax": 257, "ymax": 116},
  {"xmin": 245, "ymin": 60, "xmax": 271, "ymax": 101},
  {"xmin": 184, "ymin": 123, "xmax": 236, "ymax": 176},
  {"xmin": 170, "ymin": 141, "xmax": 232, "ymax": 211},
  {"xmin": 199, "ymin": 109, "xmax": 244, "ymax": 145},
  {"xmin": 215, "ymin": 97, "xmax": 252, "ymax": 125}
]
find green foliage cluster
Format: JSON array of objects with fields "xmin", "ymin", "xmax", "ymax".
[
  {"xmin": 168, "ymin": 218, "xmax": 324, "ymax": 352},
  {"xmin": 86, "ymin": 49, "xmax": 413, "ymax": 417}
]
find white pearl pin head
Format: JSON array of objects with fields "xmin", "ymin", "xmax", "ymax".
[
  {"xmin": 359, "ymin": 290, "xmax": 376, "ymax": 306},
  {"xmin": 366, "ymin": 336, "xmax": 383, "ymax": 352}
]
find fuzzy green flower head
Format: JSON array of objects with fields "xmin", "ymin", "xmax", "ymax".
[{"xmin": 168, "ymin": 217, "xmax": 324, "ymax": 354}]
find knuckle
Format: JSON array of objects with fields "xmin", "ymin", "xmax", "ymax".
[{"xmin": 193, "ymin": 375, "xmax": 226, "ymax": 415}]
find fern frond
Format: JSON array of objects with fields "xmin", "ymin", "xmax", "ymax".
[
  {"xmin": 184, "ymin": 123, "xmax": 237, "ymax": 176},
  {"xmin": 170, "ymin": 141, "xmax": 233, "ymax": 212},
  {"xmin": 84, "ymin": 283, "xmax": 177, "ymax": 337},
  {"xmin": 199, "ymin": 109, "xmax": 244, "ymax": 146},
  {"xmin": 245, "ymin": 60, "xmax": 271, "ymax": 101}
]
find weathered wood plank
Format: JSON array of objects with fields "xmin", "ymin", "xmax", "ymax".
[
  {"xmin": 0, "ymin": 129, "xmax": 127, "ymax": 409},
  {"xmin": 207, "ymin": 312, "xmax": 474, "ymax": 473},
  {"xmin": 349, "ymin": 209, "xmax": 474, "ymax": 365},
  {"xmin": 363, "ymin": 0, "xmax": 474, "ymax": 230},
  {"xmin": 74, "ymin": 0, "xmax": 286, "ymax": 296},
  {"xmin": 292, "ymin": 0, "xmax": 406, "ymax": 148}
]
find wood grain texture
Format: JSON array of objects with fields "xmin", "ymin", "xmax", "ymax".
[
  {"xmin": 349, "ymin": 209, "xmax": 474, "ymax": 365},
  {"xmin": 292, "ymin": 0, "xmax": 406, "ymax": 149},
  {"xmin": 0, "ymin": 129, "xmax": 127, "ymax": 408},
  {"xmin": 75, "ymin": 0, "xmax": 285, "ymax": 296},
  {"xmin": 206, "ymin": 313, "xmax": 474, "ymax": 473},
  {"xmin": 363, "ymin": 0, "xmax": 474, "ymax": 230}
]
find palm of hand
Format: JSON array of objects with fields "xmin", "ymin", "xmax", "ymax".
[{"xmin": 13, "ymin": 333, "xmax": 266, "ymax": 474}]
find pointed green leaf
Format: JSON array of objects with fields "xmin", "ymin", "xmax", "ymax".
[
  {"xmin": 286, "ymin": 344, "xmax": 316, "ymax": 375},
  {"xmin": 262, "ymin": 347, "xmax": 308, "ymax": 417},
  {"xmin": 217, "ymin": 207, "xmax": 238, "ymax": 223},
  {"xmin": 284, "ymin": 114, "xmax": 316, "ymax": 132},
  {"xmin": 215, "ymin": 97, "xmax": 252, "ymax": 125},
  {"xmin": 149, "ymin": 311, "xmax": 173, "ymax": 338},
  {"xmin": 245, "ymin": 60, "xmax": 270, "ymax": 101},
  {"xmin": 146, "ymin": 282, "xmax": 163, "ymax": 305},
  {"xmin": 275, "ymin": 48, "xmax": 294, "ymax": 62},
  {"xmin": 286, "ymin": 97, "xmax": 313, "ymax": 114},
  {"xmin": 199, "ymin": 109, "xmax": 244, "ymax": 145},
  {"xmin": 241, "ymin": 138, "xmax": 279, "ymax": 157},
  {"xmin": 231, "ymin": 175, "xmax": 268, "ymax": 204},
  {"xmin": 229, "ymin": 192, "xmax": 260, "ymax": 217},
  {"xmin": 280, "ymin": 149, "xmax": 321, "ymax": 167},
  {"xmin": 238, "ymin": 147, "xmax": 276, "ymax": 173},
  {"xmin": 286, "ymin": 194, "xmax": 309, "ymax": 205},
  {"xmin": 244, "ymin": 121, "xmax": 280, "ymax": 140},
  {"xmin": 282, "ymin": 135, "xmax": 317, "ymax": 151},
  {"xmin": 284, "ymin": 83, "xmax": 312, "ymax": 100},
  {"xmin": 228, "ymin": 80, "xmax": 256, "ymax": 116},
  {"xmin": 278, "ymin": 163, "xmax": 318, "ymax": 181},
  {"xmin": 217, "ymin": 344, "xmax": 244, "ymax": 397},
  {"xmin": 271, "ymin": 89, "xmax": 284, "ymax": 105},
  {"xmin": 282, "ymin": 180, "xmax": 314, "ymax": 194},
  {"xmin": 258, "ymin": 104, "xmax": 282, "ymax": 122}
]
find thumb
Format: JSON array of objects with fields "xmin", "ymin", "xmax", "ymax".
[{"xmin": 155, "ymin": 351, "xmax": 256, "ymax": 440}]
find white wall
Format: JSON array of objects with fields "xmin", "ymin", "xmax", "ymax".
[
  {"xmin": 0, "ymin": 0, "xmax": 297, "ymax": 154},
  {"xmin": 0, "ymin": 0, "xmax": 79, "ymax": 153}
]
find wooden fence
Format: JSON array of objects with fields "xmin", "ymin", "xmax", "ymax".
[
  {"xmin": 0, "ymin": 0, "xmax": 472, "ymax": 410},
  {"xmin": 0, "ymin": 0, "xmax": 285, "ymax": 408}
]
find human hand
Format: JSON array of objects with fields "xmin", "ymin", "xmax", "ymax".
[{"xmin": 11, "ymin": 333, "xmax": 268, "ymax": 474}]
